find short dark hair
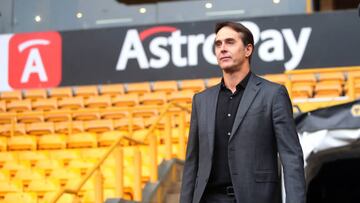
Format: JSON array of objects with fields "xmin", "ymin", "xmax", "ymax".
[{"xmin": 215, "ymin": 21, "xmax": 255, "ymax": 63}]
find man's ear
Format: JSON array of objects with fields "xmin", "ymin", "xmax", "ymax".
[{"xmin": 245, "ymin": 44, "xmax": 253, "ymax": 58}]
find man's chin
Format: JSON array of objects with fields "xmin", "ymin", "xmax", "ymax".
[{"xmin": 221, "ymin": 66, "xmax": 237, "ymax": 73}]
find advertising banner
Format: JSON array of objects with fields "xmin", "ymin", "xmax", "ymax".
[{"xmin": 0, "ymin": 10, "xmax": 359, "ymax": 91}]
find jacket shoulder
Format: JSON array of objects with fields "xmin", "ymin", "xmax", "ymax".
[
  {"xmin": 255, "ymin": 74, "xmax": 285, "ymax": 92},
  {"xmin": 195, "ymin": 83, "xmax": 220, "ymax": 99}
]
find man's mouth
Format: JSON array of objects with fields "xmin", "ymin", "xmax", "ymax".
[{"xmin": 220, "ymin": 56, "xmax": 231, "ymax": 61}]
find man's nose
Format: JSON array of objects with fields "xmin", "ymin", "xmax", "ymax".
[{"xmin": 220, "ymin": 44, "xmax": 227, "ymax": 52}]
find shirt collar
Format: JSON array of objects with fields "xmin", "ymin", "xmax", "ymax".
[{"xmin": 220, "ymin": 71, "xmax": 252, "ymax": 91}]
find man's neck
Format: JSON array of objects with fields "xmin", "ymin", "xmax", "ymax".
[{"xmin": 223, "ymin": 66, "xmax": 250, "ymax": 93}]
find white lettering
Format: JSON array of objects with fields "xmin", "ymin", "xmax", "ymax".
[
  {"xmin": 115, "ymin": 23, "xmax": 312, "ymax": 71},
  {"xmin": 21, "ymin": 48, "xmax": 48, "ymax": 83},
  {"xmin": 168, "ymin": 30, "xmax": 187, "ymax": 67},
  {"xmin": 282, "ymin": 27, "xmax": 312, "ymax": 70},
  {"xmin": 149, "ymin": 37, "xmax": 170, "ymax": 69},
  {"xmin": 116, "ymin": 29, "xmax": 149, "ymax": 70},
  {"xmin": 188, "ymin": 34, "xmax": 205, "ymax": 66},
  {"xmin": 258, "ymin": 29, "xmax": 284, "ymax": 62}
]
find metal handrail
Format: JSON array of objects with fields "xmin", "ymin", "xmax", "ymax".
[{"xmin": 50, "ymin": 102, "xmax": 191, "ymax": 203}]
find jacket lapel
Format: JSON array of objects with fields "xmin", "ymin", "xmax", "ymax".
[
  {"xmin": 206, "ymin": 84, "xmax": 220, "ymax": 158},
  {"xmin": 229, "ymin": 74, "xmax": 262, "ymax": 141}
]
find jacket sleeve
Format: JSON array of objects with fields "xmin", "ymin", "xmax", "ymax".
[
  {"xmin": 272, "ymin": 85, "xmax": 306, "ymax": 203},
  {"xmin": 180, "ymin": 94, "xmax": 199, "ymax": 203}
]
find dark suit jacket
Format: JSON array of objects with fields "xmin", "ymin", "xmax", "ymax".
[{"xmin": 180, "ymin": 74, "xmax": 306, "ymax": 203}]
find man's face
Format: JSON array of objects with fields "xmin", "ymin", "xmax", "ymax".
[{"xmin": 215, "ymin": 26, "xmax": 252, "ymax": 72}]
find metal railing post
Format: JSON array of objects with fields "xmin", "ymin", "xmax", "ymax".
[
  {"xmin": 94, "ymin": 168, "xmax": 104, "ymax": 203},
  {"xmin": 133, "ymin": 147, "xmax": 142, "ymax": 201},
  {"xmin": 114, "ymin": 145, "xmax": 124, "ymax": 197},
  {"xmin": 164, "ymin": 112, "xmax": 172, "ymax": 160}
]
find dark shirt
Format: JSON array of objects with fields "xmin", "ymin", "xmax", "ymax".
[{"xmin": 207, "ymin": 71, "xmax": 251, "ymax": 189}]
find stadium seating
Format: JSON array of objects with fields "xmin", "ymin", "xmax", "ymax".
[{"xmin": 0, "ymin": 66, "xmax": 359, "ymax": 202}]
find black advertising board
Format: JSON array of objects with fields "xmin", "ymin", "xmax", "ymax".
[{"xmin": 0, "ymin": 10, "xmax": 359, "ymax": 91}]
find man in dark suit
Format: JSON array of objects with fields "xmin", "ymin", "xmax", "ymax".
[{"xmin": 180, "ymin": 21, "xmax": 306, "ymax": 203}]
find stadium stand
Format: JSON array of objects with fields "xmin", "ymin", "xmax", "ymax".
[{"xmin": 0, "ymin": 66, "xmax": 360, "ymax": 202}]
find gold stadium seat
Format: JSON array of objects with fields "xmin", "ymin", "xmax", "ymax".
[
  {"xmin": 32, "ymin": 98, "xmax": 58, "ymax": 111},
  {"xmin": 144, "ymin": 116, "xmax": 168, "ymax": 129},
  {"xmin": 26, "ymin": 122, "xmax": 55, "ymax": 135},
  {"xmin": 58, "ymin": 97, "xmax": 84, "ymax": 110},
  {"xmin": 13, "ymin": 169, "xmax": 44, "ymax": 189},
  {"xmin": 126, "ymin": 82, "xmax": 151, "ymax": 95},
  {"xmin": 17, "ymin": 111, "xmax": 44, "ymax": 124},
  {"xmin": 7, "ymin": 135, "xmax": 37, "ymax": 151},
  {"xmin": 98, "ymin": 131, "xmax": 123, "ymax": 147},
  {"xmin": 85, "ymin": 95, "xmax": 112, "ymax": 108},
  {"xmin": 100, "ymin": 84, "xmax": 125, "ymax": 97},
  {"xmin": 152, "ymin": 80, "xmax": 178, "ymax": 95},
  {"xmin": 292, "ymin": 85, "xmax": 314, "ymax": 99},
  {"xmin": 55, "ymin": 121, "xmax": 84, "ymax": 134},
  {"xmin": 207, "ymin": 77, "xmax": 221, "ymax": 88},
  {"xmin": 6, "ymin": 99, "xmax": 32, "ymax": 112},
  {"xmin": 2, "ymin": 192, "xmax": 36, "ymax": 203},
  {"xmin": 67, "ymin": 132, "xmax": 97, "ymax": 148},
  {"xmin": 112, "ymin": 94, "xmax": 139, "ymax": 107},
  {"xmin": 17, "ymin": 151, "xmax": 49, "ymax": 167},
  {"xmin": 44, "ymin": 110, "xmax": 71, "ymax": 123},
  {"xmin": 290, "ymin": 74, "xmax": 317, "ymax": 87},
  {"xmin": 0, "ymin": 123, "xmax": 26, "ymax": 136},
  {"xmin": 180, "ymin": 79, "xmax": 205, "ymax": 92},
  {"xmin": 318, "ymin": 72, "xmax": 345, "ymax": 84},
  {"xmin": 0, "ymin": 90, "xmax": 22, "ymax": 103},
  {"xmin": 67, "ymin": 159, "xmax": 94, "ymax": 175},
  {"xmin": 75, "ymin": 85, "xmax": 99, "ymax": 98},
  {"xmin": 314, "ymin": 82, "xmax": 343, "ymax": 98},
  {"xmin": 113, "ymin": 117, "xmax": 144, "ymax": 131},
  {"xmin": 132, "ymin": 129, "xmax": 149, "ymax": 141},
  {"xmin": 84, "ymin": 119, "xmax": 114, "ymax": 134},
  {"xmin": 0, "ymin": 137, "xmax": 6, "ymax": 151},
  {"xmin": 0, "ymin": 100, "xmax": 6, "ymax": 112},
  {"xmin": 140, "ymin": 92, "xmax": 167, "ymax": 105},
  {"xmin": 101, "ymin": 109, "xmax": 128, "ymax": 120},
  {"xmin": 2, "ymin": 160, "xmax": 29, "ymax": 173},
  {"xmin": 345, "ymin": 71, "xmax": 360, "ymax": 98},
  {"xmin": 48, "ymin": 87, "xmax": 73, "ymax": 100},
  {"xmin": 132, "ymin": 108, "xmax": 159, "ymax": 118},
  {"xmin": 0, "ymin": 114, "xmax": 13, "ymax": 125},
  {"xmin": 168, "ymin": 90, "xmax": 194, "ymax": 104},
  {"xmin": 82, "ymin": 189, "xmax": 116, "ymax": 203},
  {"xmin": 49, "ymin": 169, "xmax": 81, "ymax": 185},
  {"xmin": 0, "ymin": 152, "xmax": 18, "ymax": 168},
  {"xmin": 263, "ymin": 74, "xmax": 288, "ymax": 85},
  {"xmin": 0, "ymin": 181, "xmax": 22, "ymax": 198},
  {"xmin": 80, "ymin": 148, "xmax": 106, "ymax": 161},
  {"xmin": 41, "ymin": 192, "xmax": 74, "ymax": 203},
  {"xmin": 24, "ymin": 89, "xmax": 47, "ymax": 101},
  {"xmin": 73, "ymin": 109, "xmax": 100, "ymax": 121},
  {"xmin": 0, "ymin": 170, "xmax": 9, "ymax": 181},
  {"xmin": 102, "ymin": 169, "xmax": 133, "ymax": 198},
  {"xmin": 35, "ymin": 159, "xmax": 62, "ymax": 176},
  {"xmin": 27, "ymin": 178, "xmax": 59, "ymax": 193},
  {"xmin": 65, "ymin": 177, "xmax": 94, "ymax": 191},
  {"xmin": 38, "ymin": 134, "xmax": 67, "ymax": 150},
  {"xmin": 50, "ymin": 150, "xmax": 80, "ymax": 166}
]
